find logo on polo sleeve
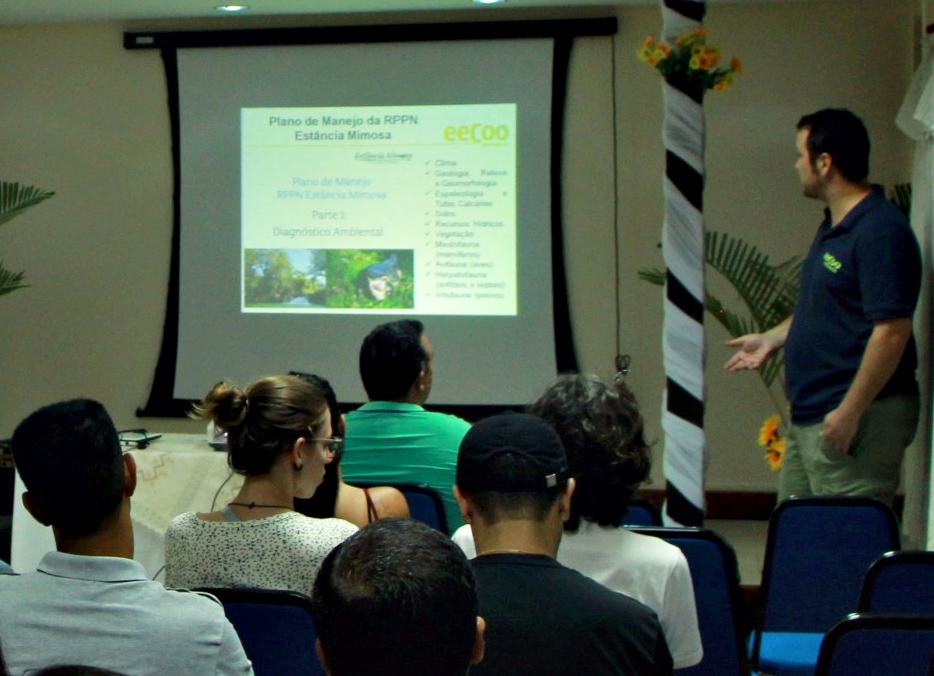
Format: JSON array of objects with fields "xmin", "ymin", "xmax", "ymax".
[{"xmin": 822, "ymin": 252, "xmax": 842, "ymax": 273}]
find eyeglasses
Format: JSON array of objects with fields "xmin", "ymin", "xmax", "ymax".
[{"xmin": 309, "ymin": 437, "xmax": 343, "ymax": 454}]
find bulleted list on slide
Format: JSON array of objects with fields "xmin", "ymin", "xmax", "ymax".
[{"xmin": 240, "ymin": 103, "xmax": 517, "ymax": 315}]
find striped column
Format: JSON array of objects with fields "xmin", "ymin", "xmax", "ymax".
[{"xmin": 660, "ymin": 0, "xmax": 707, "ymax": 526}]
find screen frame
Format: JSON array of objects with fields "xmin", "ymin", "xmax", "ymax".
[{"xmin": 125, "ymin": 17, "xmax": 617, "ymax": 418}]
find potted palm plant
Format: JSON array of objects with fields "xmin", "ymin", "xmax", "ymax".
[{"xmin": 0, "ymin": 181, "xmax": 55, "ymax": 297}]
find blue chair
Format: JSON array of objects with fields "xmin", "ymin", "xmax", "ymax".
[
  {"xmin": 750, "ymin": 496, "xmax": 901, "ymax": 676},
  {"xmin": 858, "ymin": 550, "xmax": 934, "ymax": 614},
  {"xmin": 197, "ymin": 588, "xmax": 323, "ymax": 676},
  {"xmin": 815, "ymin": 613, "xmax": 934, "ymax": 676},
  {"xmin": 632, "ymin": 527, "xmax": 751, "ymax": 676},
  {"xmin": 354, "ymin": 482, "xmax": 449, "ymax": 535},
  {"xmin": 621, "ymin": 498, "xmax": 663, "ymax": 526}
]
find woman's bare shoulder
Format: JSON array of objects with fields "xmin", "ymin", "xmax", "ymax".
[{"xmin": 369, "ymin": 485, "xmax": 411, "ymax": 519}]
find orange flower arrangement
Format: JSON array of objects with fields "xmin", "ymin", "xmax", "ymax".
[
  {"xmin": 757, "ymin": 414, "xmax": 785, "ymax": 471},
  {"xmin": 637, "ymin": 27, "xmax": 742, "ymax": 92}
]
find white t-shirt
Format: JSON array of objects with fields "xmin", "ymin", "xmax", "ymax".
[{"xmin": 452, "ymin": 520, "xmax": 703, "ymax": 669}]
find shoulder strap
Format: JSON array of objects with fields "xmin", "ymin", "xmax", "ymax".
[{"xmin": 364, "ymin": 488, "xmax": 379, "ymax": 524}]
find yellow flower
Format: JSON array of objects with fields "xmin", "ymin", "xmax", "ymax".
[
  {"xmin": 642, "ymin": 36, "xmax": 655, "ymax": 48},
  {"xmin": 636, "ymin": 45, "xmax": 652, "ymax": 62},
  {"xmin": 652, "ymin": 48, "xmax": 668, "ymax": 62},
  {"xmin": 758, "ymin": 414, "xmax": 781, "ymax": 447},
  {"xmin": 647, "ymin": 56, "xmax": 659, "ymax": 67},
  {"xmin": 657, "ymin": 43, "xmax": 672, "ymax": 57},
  {"xmin": 689, "ymin": 55, "xmax": 700, "ymax": 70},
  {"xmin": 714, "ymin": 80, "xmax": 729, "ymax": 92},
  {"xmin": 692, "ymin": 45, "xmax": 703, "ymax": 56},
  {"xmin": 692, "ymin": 27, "xmax": 709, "ymax": 37},
  {"xmin": 765, "ymin": 437, "xmax": 786, "ymax": 471},
  {"xmin": 730, "ymin": 56, "xmax": 743, "ymax": 74},
  {"xmin": 696, "ymin": 53, "xmax": 712, "ymax": 70}
]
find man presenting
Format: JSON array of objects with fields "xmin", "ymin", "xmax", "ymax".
[{"xmin": 726, "ymin": 108, "xmax": 921, "ymax": 506}]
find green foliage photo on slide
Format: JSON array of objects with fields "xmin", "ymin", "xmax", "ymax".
[{"xmin": 243, "ymin": 248, "xmax": 414, "ymax": 310}]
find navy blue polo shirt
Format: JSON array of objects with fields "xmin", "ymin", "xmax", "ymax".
[{"xmin": 784, "ymin": 186, "xmax": 920, "ymax": 425}]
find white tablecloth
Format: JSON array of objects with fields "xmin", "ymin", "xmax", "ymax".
[{"xmin": 11, "ymin": 433, "xmax": 243, "ymax": 581}]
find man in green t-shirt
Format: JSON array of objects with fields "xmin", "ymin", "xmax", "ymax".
[{"xmin": 341, "ymin": 319, "xmax": 471, "ymax": 531}]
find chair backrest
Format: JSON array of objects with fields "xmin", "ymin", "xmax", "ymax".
[
  {"xmin": 621, "ymin": 498, "xmax": 663, "ymax": 526},
  {"xmin": 197, "ymin": 588, "xmax": 323, "ymax": 676},
  {"xmin": 355, "ymin": 482, "xmax": 449, "ymax": 535},
  {"xmin": 815, "ymin": 613, "xmax": 934, "ymax": 676},
  {"xmin": 858, "ymin": 550, "xmax": 934, "ymax": 614},
  {"xmin": 757, "ymin": 496, "xmax": 900, "ymax": 635},
  {"xmin": 631, "ymin": 527, "xmax": 751, "ymax": 676}
]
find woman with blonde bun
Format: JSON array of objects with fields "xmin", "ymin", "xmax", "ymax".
[{"xmin": 165, "ymin": 375, "xmax": 357, "ymax": 595}]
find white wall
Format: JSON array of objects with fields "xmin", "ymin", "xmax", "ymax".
[{"xmin": 0, "ymin": 1, "xmax": 921, "ymax": 503}]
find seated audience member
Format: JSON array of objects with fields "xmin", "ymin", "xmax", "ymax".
[
  {"xmin": 453, "ymin": 412, "xmax": 673, "ymax": 676},
  {"xmin": 312, "ymin": 518, "xmax": 485, "ymax": 676},
  {"xmin": 165, "ymin": 375, "xmax": 357, "ymax": 594},
  {"xmin": 0, "ymin": 399, "xmax": 252, "ymax": 676},
  {"xmin": 452, "ymin": 374, "xmax": 702, "ymax": 668},
  {"xmin": 341, "ymin": 319, "xmax": 471, "ymax": 530},
  {"xmin": 289, "ymin": 372, "xmax": 410, "ymax": 526}
]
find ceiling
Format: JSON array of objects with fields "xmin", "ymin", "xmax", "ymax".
[{"xmin": 0, "ymin": 0, "xmax": 829, "ymax": 28}]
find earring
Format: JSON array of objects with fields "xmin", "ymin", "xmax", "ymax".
[{"xmin": 294, "ymin": 462, "xmax": 304, "ymax": 471}]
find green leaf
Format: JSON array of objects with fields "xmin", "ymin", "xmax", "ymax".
[
  {"xmin": 0, "ymin": 262, "xmax": 28, "ymax": 297},
  {"xmin": 0, "ymin": 181, "xmax": 55, "ymax": 227},
  {"xmin": 637, "ymin": 229, "xmax": 801, "ymax": 390}
]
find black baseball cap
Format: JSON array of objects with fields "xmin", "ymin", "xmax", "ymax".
[{"xmin": 456, "ymin": 412, "xmax": 569, "ymax": 493}]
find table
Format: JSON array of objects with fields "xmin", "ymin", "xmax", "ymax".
[{"xmin": 11, "ymin": 433, "xmax": 243, "ymax": 581}]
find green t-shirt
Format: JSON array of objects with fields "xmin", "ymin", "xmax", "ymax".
[{"xmin": 341, "ymin": 401, "xmax": 471, "ymax": 531}]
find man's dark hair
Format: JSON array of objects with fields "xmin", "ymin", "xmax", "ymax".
[
  {"xmin": 528, "ymin": 374, "xmax": 651, "ymax": 531},
  {"xmin": 797, "ymin": 108, "xmax": 870, "ymax": 183},
  {"xmin": 359, "ymin": 319, "xmax": 427, "ymax": 401},
  {"xmin": 11, "ymin": 399, "xmax": 125, "ymax": 539},
  {"xmin": 312, "ymin": 518, "xmax": 478, "ymax": 676}
]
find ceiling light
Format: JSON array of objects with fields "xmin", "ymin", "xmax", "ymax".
[
  {"xmin": 472, "ymin": 0, "xmax": 506, "ymax": 4},
  {"xmin": 216, "ymin": 5, "xmax": 248, "ymax": 12}
]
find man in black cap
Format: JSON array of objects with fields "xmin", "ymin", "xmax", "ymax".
[{"xmin": 453, "ymin": 412, "xmax": 673, "ymax": 676}]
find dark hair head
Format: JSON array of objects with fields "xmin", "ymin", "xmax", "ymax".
[
  {"xmin": 191, "ymin": 375, "xmax": 328, "ymax": 475},
  {"xmin": 312, "ymin": 518, "xmax": 478, "ymax": 676},
  {"xmin": 528, "ymin": 374, "xmax": 651, "ymax": 531},
  {"xmin": 359, "ymin": 320, "xmax": 426, "ymax": 401},
  {"xmin": 796, "ymin": 108, "xmax": 870, "ymax": 183},
  {"xmin": 12, "ymin": 399, "xmax": 126, "ymax": 539},
  {"xmin": 289, "ymin": 372, "xmax": 342, "ymax": 518}
]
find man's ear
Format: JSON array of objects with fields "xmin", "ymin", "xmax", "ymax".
[
  {"xmin": 453, "ymin": 485, "xmax": 472, "ymax": 524},
  {"xmin": 123, "ymin": 453, "xmax": 138, "ymax": 497},
  {"xmin": 315, "ymin": 638, "xmax": 332, "ymax": 675},
  {"xmin": 22, "ymin": 492, "xmax": 51, "ymax": 527},
  {"xmin": 815, "ymin": 152, "xmax": 832, "ymax": 177},
  {"xmin": 558, "ymin": 478, "xmax": 575, "ymax": 522},
  {"xmin": 470, "ymin": 616, "xmax": 486, "ymax": 666}
]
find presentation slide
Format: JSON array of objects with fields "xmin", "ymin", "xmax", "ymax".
[
  {"xmin": 240, "ymin": 104, "xmax": 517, "ymax": 315},
  {"xmin": 172, "ymin": 39, "xmax": 561, "ymax": 405}
]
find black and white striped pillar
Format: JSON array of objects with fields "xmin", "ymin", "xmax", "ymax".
[{"xmin": 660, "ymin": 0, "xmax": 707, "ymax": 526}]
